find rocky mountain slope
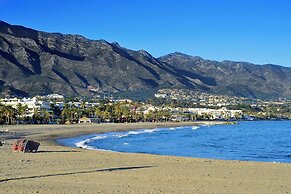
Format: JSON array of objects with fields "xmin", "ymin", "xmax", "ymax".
[
  {"xmin": 0, "ymin": 21, "xmax": 290, "ymax": 99},
  {"xmin": 0, "ymin": 21, "xmax": 201, "ymax": 97},
  {"xmin": 159, "ymin": 52, "xmax": 291, "ymax": 99}
]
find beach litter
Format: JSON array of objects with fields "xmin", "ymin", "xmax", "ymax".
[{"xmin": 12, "ymin": 139, "xmax": 40, "ymax": 153}]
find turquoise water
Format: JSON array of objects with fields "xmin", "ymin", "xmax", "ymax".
[{"xmin": 57, "ymin": 121, "xmax": 291, "ymax": 163}]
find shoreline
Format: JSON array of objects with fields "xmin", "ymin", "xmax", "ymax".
[
  {"xmin": 1, "ymin": 121, "xmax": 291, "ymax": 193},
  {"xmin": 2, "ymin": 121, "xmax": 231, "ymax": 146},
  {"xmin": 55, "ymin": 121, "xmax": 291, "ymax": 164},
  {"xmin": 55, "ymin": 121, "xmax": 230, "ymax": 148}
]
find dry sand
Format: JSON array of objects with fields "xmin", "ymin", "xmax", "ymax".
[{"xmin": 0, "ymin": 122, "xmax": 290, "ymax": 193}]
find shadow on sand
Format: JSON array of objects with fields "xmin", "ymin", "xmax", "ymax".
[
  {"xmin": 36, "ymin": 150, "xmax": 81, "ymax": 153},
  {"xmin": 0, "ymin": 166, "xmax": 156, "ymax": 183}
]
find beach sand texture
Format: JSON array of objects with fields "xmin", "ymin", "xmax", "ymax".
[{"xmin": 0, "ymin": 122, "xmax": 290, "ymax": 193}]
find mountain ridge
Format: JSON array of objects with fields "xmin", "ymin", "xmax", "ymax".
[
  {"xmin": 159, "ymin": 52, "xmax": 291, "ymax": 99},
  {"xmin": 0, "ymin": 21, "xmax": 290, "ymax": 99}
]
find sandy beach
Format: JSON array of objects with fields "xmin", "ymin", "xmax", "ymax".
[{"xmin": 0, "ymin": 122, "xmax": 290, "ymax": 193}]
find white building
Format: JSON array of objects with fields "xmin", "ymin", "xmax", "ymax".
[
  {"xmin": 0, "ymin": 97, "xmax": 51, "ymax": 117},
  {"xmin": 187, "ymin": 107, "xmax": 243, "ymax": 119},
  {"xmin": 46, "ymin": 94, "xmax": 64, "ymax": 100}
]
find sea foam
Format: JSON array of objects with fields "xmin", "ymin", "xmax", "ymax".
[
  {"xmin": 192, "ymin": 126, "xmax": 200, "ymax": 130},
  {"xmin": 74, "ymin": 127, "xmax": 183, "ymax": 151},
  {"xmin": 74, "ymin": 125, "xmax": 197, "ymax": 151}
]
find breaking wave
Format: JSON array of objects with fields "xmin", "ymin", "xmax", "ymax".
[
  {"xmin": 73, "ymin": 125, "xmax": 200, "ymax": 150},
  {"xmin": 57, "ymin": 121, "xmax": 291, "ymax": 163}
]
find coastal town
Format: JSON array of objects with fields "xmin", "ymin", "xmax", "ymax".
[
  {"xmin": 0, "ymin": 89, "xmax": 290, "ymax": 125},
  {"xmin": 2, "ymin": 1, "xmax": 291, "ymax": 194}
]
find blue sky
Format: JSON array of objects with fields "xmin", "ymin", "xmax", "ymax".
[{"xmin": 1, "ymin": 0, "xmax": 291, "ymax": 67}]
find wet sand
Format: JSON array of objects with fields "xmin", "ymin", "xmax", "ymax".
[{"xmin": 0, "ymin": 122, "xmax": 290, "ymax": 193}]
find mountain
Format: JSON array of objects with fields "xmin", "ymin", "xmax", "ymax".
[
  {"xmin": 0, "ymin": 21, "xmax": 290, "ymax": 99},
  {"xmin": 0, "ymin": 21, "xmax": 200, "ymax": 97},
  {"xmin": 159, "ymin": 52, "xmax": 291, "ymax": 99}
]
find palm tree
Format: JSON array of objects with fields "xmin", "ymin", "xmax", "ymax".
[
  {"xmin": 16, "ymin": 103, "xmax": 28, "ymax": 123},
  {"xmin": 85, "ymin": 107, "xmax": 95, "ymax": 118},
  {"xmin": 61, "ymin": 104, "xmax": 81, "ymax": 124},
  {"xmin": 122, "ymin": 105, "xmax": 130, "ymax": 123},
  {"xmin": 94, "ymin": 106, "xmax": 104, "ymax": 120},
  {"xmin": 114, "ymin": 103, "xmax": 123, "ymax": 122},
  {"xmin": 32, "ymin": 109, "xmax": 41, "ymax": 124},
  {"xmin": 72, "ymin": 106, "xmax": 82, "ymax": 122},
  {"xmin": 41, "ymin": 109, "xmax": 51, "ymax": 123},
  {"xmin": 1, "ymin": 106, "xmax": 16, "ymax": 125}
]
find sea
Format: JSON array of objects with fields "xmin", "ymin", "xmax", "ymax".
[{"xmin": 57, "ymin": 121, "xmax": 291, "ymax": 163}]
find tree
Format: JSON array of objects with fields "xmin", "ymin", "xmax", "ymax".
[
  {"xmin": 61, "ymin": 104, "xmax": 82, "ymax": 124},
  {"xmin": 61, "ymin": 103, "xmax": 70, "ymax": 124},
  {"xmin": 16, "ymin": 103, "xmax": 28, "ymax": 123},
  {"xmin": 122, "ymin": 105, "xmax": 130, "ymax": 122},
  {"xmin": 0, "ymin": 105, "xmax": 17, "ymax": 124},
  {"xmin": 32, "ymin": 109, "xmax": 41, "ymax": 124},
  {"xmin": 94, "ymin": 106, "xmax": 104, "ymax": 120},
  {"xmin": 84, "ymin": 107, "xmax": 95, "ymax": 118},
  {"xmin": 41, "ymin": 109, "xmax": 51, "ymax": 123}
]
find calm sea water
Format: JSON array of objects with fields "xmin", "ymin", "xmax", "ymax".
[{"xmin": 57, "ymin": 121, "xmax": 291, "ymax": 163}]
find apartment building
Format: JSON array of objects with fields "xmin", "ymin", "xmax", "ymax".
[{"xmin": 0, "ymin": 97, "xmax": 51, "ymax": 117}]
